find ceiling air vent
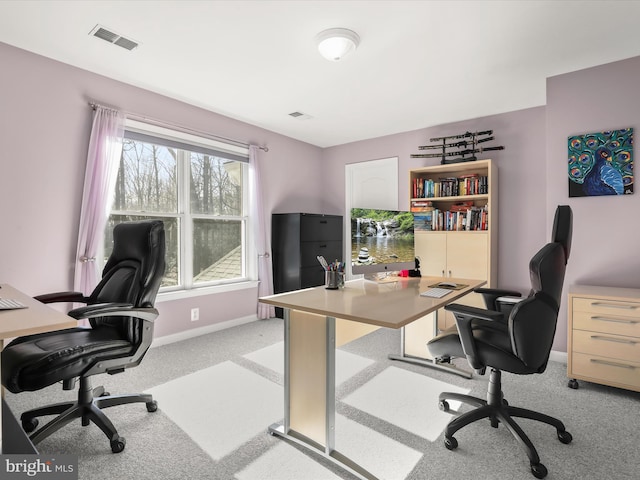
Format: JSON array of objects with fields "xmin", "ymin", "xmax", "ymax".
[
  {"xmin": 89, "ymin": 25, "xmax": 139, "ymax": 51},
  {"xmin": 288, "ymin": 111, "xmax": 313, "ymax": 120}
]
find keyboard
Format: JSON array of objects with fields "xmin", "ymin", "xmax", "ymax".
[
  {"xmin": 420, "ymin": 287, "xmax": 451, "ymax": 299},
  {"xmin": 0, "ymin": 298, "xmax": 27, "ymax": 310}
]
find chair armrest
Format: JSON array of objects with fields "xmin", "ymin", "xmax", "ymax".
[
  {"xmin": 444, "ymin": 303, "xmax": 506, "ymax": 371},
  {"xmin": 444, "ymin": 303, "xmax": 505, "ymax": 323},
  {"xmin": 496, "ymin": 296, "xmax": 524, "ymax": 304},
  {"xmin": 34, "ymin": 291, "xmax": 88, "ymax": 304},
  {"xmin": 474, "ymin": 288, "xmax": 522, "ymax": 298},
  {"xmin": 473, "ymin": 288, "xmax": 522, "ymax": 313},
  {"xmin": 68, "ymin": 303, "xmax": 159, "ymax": 322}
]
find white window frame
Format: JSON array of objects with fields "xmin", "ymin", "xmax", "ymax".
[{"xmin": 103, "ymin": 119, "xmax": 257, "ymax": 299}]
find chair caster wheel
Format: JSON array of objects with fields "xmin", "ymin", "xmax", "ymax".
[
  {"xmin": 531, "ymin": 462, "xmax": 547, "ymax": 479},
  {"xmin": 111, "ymin": 436, "xmax": 126, "ymax": 453},
  {"xmin": 444, "ymin": 436, "xmax": 458, "ymax": 450},
  {"xmin": 146, "ymin": 400, "xmax": 158, "ymax": 412},
  {"xmin": 558, "ymin": 429, "xmax": 572, "ymax": 444},
  {"xmin": 439, "ymin": 400, "xmax": 450, "ymax": 412},
  {"xmin": 22, "ymin": 418, "xmax": 38, "ymax": 433},
  {"xmin": 568, "ymin": 379, "xmax": 579, "ymax": 389}
]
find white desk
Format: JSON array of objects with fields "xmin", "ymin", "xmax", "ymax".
[
  {"xmin": 0, "ymin": 284, "xmax": 77, "ymax": 453},
  {"xmin": 259, "ymin": 275, "xmax": 484, "ymax": 480}
]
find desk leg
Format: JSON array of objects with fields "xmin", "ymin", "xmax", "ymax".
[
  {"xmin": 268, "ymin": 309, "xmax": 379, "ymax": 480},
  {"xmin": 388, "ymin": 312, "xmax": 472, "ymax": 379}
]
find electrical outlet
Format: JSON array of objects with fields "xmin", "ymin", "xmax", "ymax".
[{"xmin": 190, "ymin": 308, "xmax": 199, "ymax": 321}]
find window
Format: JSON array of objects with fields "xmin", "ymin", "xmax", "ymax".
[{"xmin": 104, "ymin": 120, "xmax": 252, "ymax": 292}]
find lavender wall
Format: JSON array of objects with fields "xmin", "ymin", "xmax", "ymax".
[
  {"xmin": 322, "ymin": 107, "xmax": 547, "ymax": 302},
  {"xmin": 546, "ymin": 56, "xmax": 640, "ymax": 350},
  {"xmin": 0, "ymin": 42, "xmax": 324, "ymax": 337}
]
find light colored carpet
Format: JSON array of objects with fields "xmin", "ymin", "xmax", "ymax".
[
  {"xmin": 152, "ymin": 343, "xmax": 455, "ymax": 479},
  {"xmin": 234, "ymin": 414, "xmax": 423, "ymax": 480},
  {"xmin": 334, "ymin": 415, "xmax": 422, "ymax": 480},
  {"xmin": 235, "ymin": 442, "xmax": 343, "ymax": 480},
  {"xmin": 342, "ymin": 366, "xmax": 469, "ymax": 442},
  {"xmin": 6, "ymin": 318, "xmax": 640, "ymax": 480},
  {"xmin": 146, "ymin": 361, "xmax": 282, "ymax": 461}
]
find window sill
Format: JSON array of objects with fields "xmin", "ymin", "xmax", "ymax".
[{"xmin": 157, "ymin": 280, "xmax": 259, "ymax": 302}]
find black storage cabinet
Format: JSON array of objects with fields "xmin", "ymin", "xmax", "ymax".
[{"xmin": 272, "ymin": 213, "xmax": 343, "ymax": 316}]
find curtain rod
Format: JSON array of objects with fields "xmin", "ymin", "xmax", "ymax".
[{"xmin": 89, "ymin": 101, "xmax": 269, "ymax": 152}]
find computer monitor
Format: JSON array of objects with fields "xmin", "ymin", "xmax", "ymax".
[{"xmin": 350, "ymin": 208, "xmax": 415, "ymax": 278}]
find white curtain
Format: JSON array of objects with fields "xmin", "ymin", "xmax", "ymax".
[
  {"xmin": 249, "ymin": 145, "xmax": 275, "ymax": 319},
  {"xmin": 73, "ymin": 106, "xmax": 125, "ymax": 295}
]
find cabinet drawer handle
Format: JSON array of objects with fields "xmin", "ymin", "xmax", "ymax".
[
  {"xmin": 320, "ymin": 220, "xmax": 327, "ymax": 224},
  {"xmin": 590, "ymin": 358, "xmax": 636, "ymax": 370},
  {"xmin": 591, "ymin": 316, "xmax": 638, "ymax": 324},
  {"xmin": 590, "ymin": 302, "xmax": 638, "ymax": 310},
  {"xmin": 590, "ymin": 335, "xmax": 638, "ymax": 345},
  {"xmin": 319, "ymin": 244, "xmax": 327, "ymax": 248}
]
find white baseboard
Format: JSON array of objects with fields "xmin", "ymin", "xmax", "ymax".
[
  {"xmin": 549, "ymin": 350, "xmax": 568, "ymax": 364},
  {"xmin": 151, "ymin": 315, "xmax": 259, "ymax": 348}
]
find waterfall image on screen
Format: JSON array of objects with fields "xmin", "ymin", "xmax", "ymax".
[{"xmin": 350, "ymin": 208, "xmax": 415, "ymax": 276}]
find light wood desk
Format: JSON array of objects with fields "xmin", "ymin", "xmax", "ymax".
[
  {"xmin": 0, "ymin": 283, "xmax": 77, "ymax": 453},
  {"xmin": 259, "ymin": 275, "xmax": 485, "ymax": 480}
]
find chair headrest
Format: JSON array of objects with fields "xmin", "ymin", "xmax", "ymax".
[
  {"xmin": 105, "ymin": 220, "xmax": 164, "ymax": 267},
  {"xmin": 551, "ymin": 205, "xmax": 572, "ymax": 264},
  {"xmin": 102, "ymin": 220, "xmax": 166, "ymax": 305}
]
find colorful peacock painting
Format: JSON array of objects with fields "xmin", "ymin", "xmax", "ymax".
[{"xmin": 568, "ymin": 128, "xmax": 633, "ymax": 197}]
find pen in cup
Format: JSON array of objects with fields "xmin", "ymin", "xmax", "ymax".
[{"xmin": 318, "ymin": 257, "xmax": 345, "ymax": 289}]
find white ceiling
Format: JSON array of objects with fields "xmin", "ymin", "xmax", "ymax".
[{"xmin": 2, "ymin": 1, "xmax": 640, "ymax": 148}]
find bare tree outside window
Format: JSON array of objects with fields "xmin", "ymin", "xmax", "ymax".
[
  {"xmin": 106, "ymin": 135, "xmax": 247, "ymax": 290},
  {"xmin": 189, "ymin": 153, "xmax": 243, "ymax": 281}
]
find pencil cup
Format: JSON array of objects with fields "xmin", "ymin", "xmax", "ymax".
[{"xmin": 325, "ymin": 271, "xmax": 345, "ymax": 290}]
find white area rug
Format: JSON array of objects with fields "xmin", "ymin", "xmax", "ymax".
[
  {"xmin": 243, "ymin": 341, "xmax": 374, "ymax": 385},
  {"xmin": 342, "ymin": 366, "xmax": 470, "ymax": 442},
  {"xmin": 147, "ymin": 361, "xmax": 283, "ymax": 460},
  {"xmin": 235, "ymin": 443, "xmax": 344, "ymax": 480},
  {"xmin": 235, "ymin": 415, "xmax": 422, "ymax": 480},
  {"xmin": 335, "ymin": 415, "xmax": 423, "ymax": 480}
]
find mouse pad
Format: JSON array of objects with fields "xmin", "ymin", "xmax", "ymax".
[{"xmin": 428, "ymin": 282, "xmax": 468, "ymax": 290}]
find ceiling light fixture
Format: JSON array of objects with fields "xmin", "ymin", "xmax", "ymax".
[{"xmin": 316, "ymin": 28, "xmax": 360, "ymax": 62}]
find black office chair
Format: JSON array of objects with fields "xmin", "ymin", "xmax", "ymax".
[
  {"xmin": 1, "ymin": 219, "xmax": 165, "ymax": 453},
  {"xmin": 427, "ymin": 206, "xmax": 573, "ymax": 479},
  {"xmin": 474, "ymin": 204, "xmax": 573, "ymax": 317},
  {"xmin": 429, "ymin": 205, "xmax": 572, "ymax": 359}
]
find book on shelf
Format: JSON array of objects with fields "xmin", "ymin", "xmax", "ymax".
[
  {"xmin": 413, "ymin": 212, "xmax": 433, "ymax": 231},
  {"xmin": 438, "ymin": 177, "xmax": 459, "ymax": 197},
  {"xmin": 410, "ymin": 199, "xmax": 434, "ymax": 213},
  {"xmin": 414, "ymin": 205, "xmax": 488, "ymax": 232},
  {"xmin": 449, "ymin": 201, "xmax": 474, "ymax": 212},
  {"xmin": 458, "ymin": 174, "xmax": 477, "ymax": 196},
  {"xmin": 412, "ymin": 174, "xmax": 488, "ymax": 198}
]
